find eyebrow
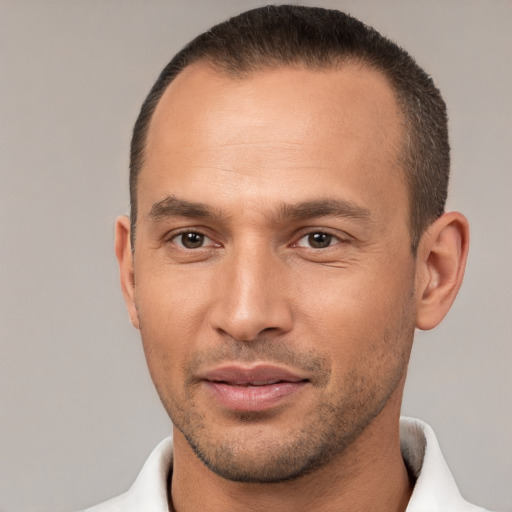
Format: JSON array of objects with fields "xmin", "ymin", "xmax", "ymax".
[
  {"xmin": 278, "ymin": 199, "xmax": 371, "ymax": 221},
  {"xmin": 148, "ymin": 195, "xmax": 371, "ymax": 223},
  {"xmin": 149, "ymin": 196, "xmax": 221, "ymax": 220}
]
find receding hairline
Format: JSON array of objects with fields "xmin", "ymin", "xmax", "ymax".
[
  {"xmin": 138, "ymin": 57, "xmax": 410, "ymax": 214},
  {"xmin": 143, "ymin": 56, "xmax": 409, "ymax": 167}
]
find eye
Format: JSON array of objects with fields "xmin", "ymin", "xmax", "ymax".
[
  {"xmin": 296, "ymin": 232, "xmax": 338, "ymax": 249},
  {"xmin": 173, "ymin": 231, "xmax": 214, "ymax": 249}
]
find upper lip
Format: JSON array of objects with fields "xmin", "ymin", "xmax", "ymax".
[{"xmin": 199, "ymin": 364, "xmax": 308, "ymax": 386}]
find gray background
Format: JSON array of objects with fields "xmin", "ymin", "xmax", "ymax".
[{"xmin": 1, "ymin": 1, "xmax": 511, "ymax": 511}]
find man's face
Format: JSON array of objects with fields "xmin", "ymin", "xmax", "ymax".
[{"xmin": 129, "ymin": 63, "xmax": 418, "ymax": 482}]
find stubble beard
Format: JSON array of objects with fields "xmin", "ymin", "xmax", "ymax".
[
  {"xmin": 151, "ymin": 316, "xmax": 414, "ymax": 484},
  {"xmin": 174, "ymin": 380, "xmax": 393, "ymax": 484}
]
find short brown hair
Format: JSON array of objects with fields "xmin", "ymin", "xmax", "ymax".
[{"xmin": 130, "ymin": 5, "xmax": 449, "ymax": 251}]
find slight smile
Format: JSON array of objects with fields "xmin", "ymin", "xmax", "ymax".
[{"xmin": 199, "ymin": 364, "xmax": 310, "ymax": 412}]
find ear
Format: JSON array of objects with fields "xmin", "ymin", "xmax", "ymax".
[
  {"xmin": 115, "ymin": 215, "xmax": 140, "ymax": 329},
  {"xmin": 415, "ymin": 211, "xmax": 469, "ymax": 330}
]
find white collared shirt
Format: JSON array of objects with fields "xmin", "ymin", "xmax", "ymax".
[{"xmin": 82, "ymin": 417, "xmax": 491, "ymax": 511}]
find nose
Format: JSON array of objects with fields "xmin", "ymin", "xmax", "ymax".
[{"xmin": 208, "ymin": 243, "xmax": 293, "ymax": 342}]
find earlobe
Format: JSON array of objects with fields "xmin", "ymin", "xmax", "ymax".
[
  {"xmin": 415, "ymin": 212, "xmax": 469, "ymax": 331},
  {"xmin": 115, "ymin": 215, "xmax": 140, "ymax": 330}
]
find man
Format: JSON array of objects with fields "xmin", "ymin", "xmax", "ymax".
[{"xmin": 87, "ymin": 5, "xmax": 488, "ymax": 511}]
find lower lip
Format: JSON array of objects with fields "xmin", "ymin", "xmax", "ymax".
[{"xmin": 203, "ymin": 381, "xmax": 308, "ymax": 412}]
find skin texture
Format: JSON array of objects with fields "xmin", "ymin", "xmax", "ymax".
[{"xmin": 116, "ymin": 62, "xmax": 469, "ymax": 512}]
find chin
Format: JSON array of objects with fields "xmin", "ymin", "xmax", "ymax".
[{"xmin": 174, "ymin": 406, "xmax": 366, "ymax": 484}]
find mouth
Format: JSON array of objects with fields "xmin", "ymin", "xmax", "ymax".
[{"xmin": 198, "ymin": 364, "xmax": 310, "ymax": 412}]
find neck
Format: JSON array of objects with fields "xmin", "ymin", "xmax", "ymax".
[{"xmin": 170, "ymin": 408, "xmax": 412, "ymax": 512}]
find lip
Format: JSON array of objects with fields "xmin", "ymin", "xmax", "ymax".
[{"xmin": 198, "ymin": 364, "xmax": 309, "ymax": 412}]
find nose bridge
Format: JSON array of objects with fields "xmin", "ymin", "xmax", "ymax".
[{"xmin": 210, "ymin": 238, "xmax": 292, "ymax": 341}]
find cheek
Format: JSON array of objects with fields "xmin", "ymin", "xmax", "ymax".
[
  {"xmin": 136, "ymin": 256, "xmax": 213, "ymax": 328},
  {"xmin": 134, "ymin": 266, "xmax": 214, "ymax": 390},
  {"xmin": 295, "ymin": 260, "xmax": 415, "ymax": 366}
]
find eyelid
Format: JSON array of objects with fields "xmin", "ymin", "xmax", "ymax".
[
  {"xmin": 162, "ymin": 226, "xmax": 351, "ymax": 250},
  {"xmin": 291, "ymin": 228, "xmax": 351, "ymax": 248},
  {"xmin": 166, "ymin": 228, "xmax": 221, "ymax": 249}
]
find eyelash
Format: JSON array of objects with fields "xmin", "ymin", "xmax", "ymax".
[
  {"xmin": 167, "ymin": 228, "xmax": 348, "ymax": 251},
  {"xmin": 169, "ymin": 230, "xmax": 219, "ymax": 249},
  {"xmin": 294, "ymin": 231, "xmax": 344, "ymax": 249}
]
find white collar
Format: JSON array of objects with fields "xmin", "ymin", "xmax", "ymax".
[
  {"xmin": 84, "ymin": 417, "xmax": 490, "ymax": 511},
  {"xmin": 400, "ymin": 417, "xmax": 488, "ymax": 511}
]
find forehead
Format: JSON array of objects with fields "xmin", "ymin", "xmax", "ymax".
[
  {"xmin": 148, "ymin": 61, "xmax": 403, "ymax": 151},
  {"xmin": 140, "ymin": 62, "xmax": 406, "ymax": 219}
]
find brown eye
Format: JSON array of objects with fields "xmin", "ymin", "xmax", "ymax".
[
  {"xmin": 301, "ymin": 232, "xmax": 334, "ymax": 249},
  {"xmin": 177, "ymin": 232, "xmax": 206, "ymax": 249}
]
